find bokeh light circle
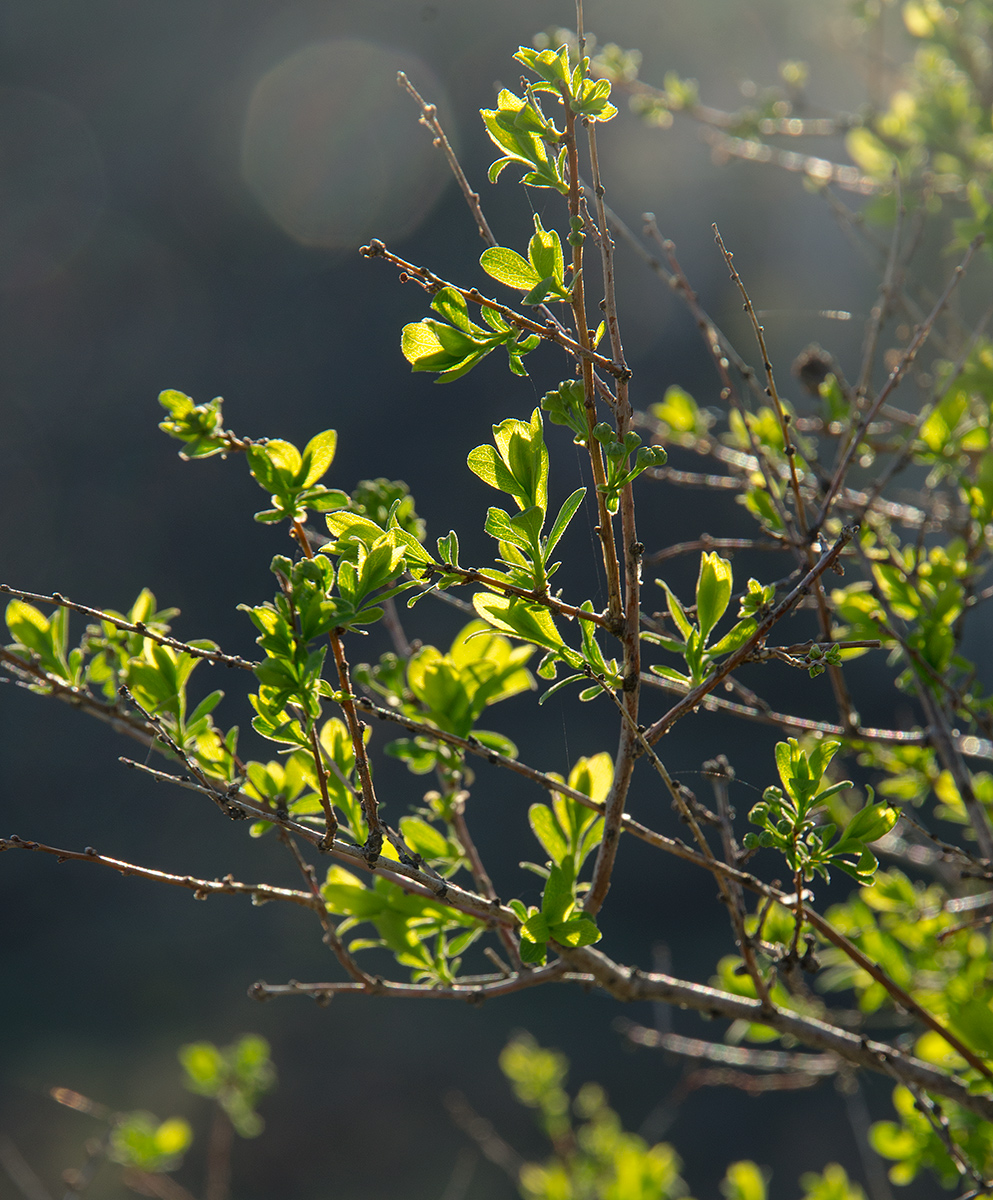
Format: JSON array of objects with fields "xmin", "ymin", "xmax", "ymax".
[
  {"xmin": 241, "ymin": 39, "xmax": 454, "ymax": 249},
  {"xmin": 0, "ymin": 89, "xmax": 105, "ymax": 290}
]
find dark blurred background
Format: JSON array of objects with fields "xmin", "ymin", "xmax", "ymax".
[{"xmin": 0, "ymin": 1, "xmax": 930, "ymax": 1197}]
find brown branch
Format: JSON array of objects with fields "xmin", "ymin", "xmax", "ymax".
[
  {"xmin": 646, "ymin": 535, "xmax": 783, "ymax": 564},
  {"xmin": 448, "ymin": 791, "xmax": 522, "ymax": 970},
  {"xmin": 0, "ymin": 1136, "xmax": 53, "ymax": 1200},
  {"xmin": 424, "ymin": 562, "xmax": 610, "ymax": 628},
  {"xmin": 0, "ymin": 647, "xmax": 161, "ymax": 750},
  {"xmin": 561, "ymin": 944, "xmax": 993, "ymax": 1121},
  {"xmin": 278, "ymin": 830, "xmax": 373, "ymax": 986},
  {"xmin": 561, "ymin": 94, "xmax": 624, "ymax": 628},
  {"xmin": 397, "ymin": 72, "xmax": 495, "ymax": 247},
  {"xmin": 702, "ymin": 128, "xmax": 877, "ymax": 193},
  {"xmin": 444, "ymin": 1093, "xmax": 523, "ymax": 1183},
  {"xmin": 292, "ymin": 518, "xmax": 382, "ymax": 862},
  {"xmin": 118, "ymin": 684, "xmax": 240, "ymax": 816},
  {"xmin": 618, "ymin": 1021, "xmax": 836, "ymax": 1075},
  {"xmin": 0, "ymin": 584, "xmax": 256, "ymax": 669},
  {"xmin": 713, "ymin": 226, "xmax": 808, "ymax": 536},
  {"xmin": 249, "ymin": 960, "xmax": 579, "ymax": 1004},
  {"xmin": 580, "ymin": 102, "xmax": 643, "ymax": 920},
  {"xmin": 0, "ymin": 837, "xmax": 324, "ymax": 912}
]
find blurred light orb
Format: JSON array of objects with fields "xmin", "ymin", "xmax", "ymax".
[
  {"xmin": 0, "ymin": 89, "xmax": 105, "ymax": 289},
  {"xmin": 241, "ymin": 40, "xmax": 453, "ymax": 249}
]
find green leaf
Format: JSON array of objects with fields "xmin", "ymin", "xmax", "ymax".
[
  {"xmin": 264, "ymin": 439, "xmax": 302, "ymax": 479},
  {"xmin": 480, "ymin": 246, "xmax": 542, "ymax": 291},
  {"xmin": 473, "ymin": 594, "xmax": 576, "ymax": 662},
  {"xmin": 659, "ymin": 582, "xmax": 694, "ymax": 641},
  {"xmin": 467, "ymin": 444, "xmax": 528, "ymax": 504},
  {"xmin": 529, "ymin": 803, "xmax": 569, "ymax": 866},
  {"xmin": 300, "ymin": 429, "xmax": 337, "ymax": 487},
  {"xmin": 527, "ymin": 215, "xmax": 567, "ymax": 298},
  {"xmin": 549, "ymin": 915, "xmax": 601, "ymax": 948},
  {"xmin": 708, "ymin": 618, "xmax": 758, "ymax": 656},
  {"xmin": 838, "ymin": 801, "xmax": 899, "ymax": 848},
  {"xmin": 399, "ymin": 815, "xmax": 450, "ymax": 860},
  {"xmin": 545, "ymin": 488, "xmax": 585, "ymax": 556},
  {"xmin": 696, "ymin": 551, "xmax": 733, "ymax": 642}
]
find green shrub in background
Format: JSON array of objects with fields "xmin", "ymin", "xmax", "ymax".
[{"xmin": 5, "ymin": 0, "xmax": 993, "ymax": 1195}]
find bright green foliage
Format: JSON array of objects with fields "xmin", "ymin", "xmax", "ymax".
[
  {"xmin": 470, "ymin": 407, "xmax": 583, "ymax": 591},
  {"xmin": 108, "ymin": 1112, "xmax": 193, "ymax": 1174},
  {"xmin": 514, "ymin": 46, "xmax": 618, "ymax": 122},
  {"xmin": 737, "ymin": 577, "xmax": 776, "ymax": 621},
  {"xmin": 720, "ymin": 1160, "xmax": 767, "ymax": 1200},
  {"xmin": 500, "ymin": 1035, "xmax": 688, "ymax": 1200},
  {"xmin": 833, "ymin": 540, "xmax": 970, "ymax": 695},
  {"xmin": 78, "ymin": 589, "xmax": 179, "ymax": 698},
  {"xmin": 3, "ymin": 590, "xmax": 239, "ymax": 782},
  {"xmin": 158, "ymin": 389, "xmax": 228, "ymax": 459},
  {"xmin": 649, "ymin": 385, "xmax": 714, "ymax": 443},
  {"xmin": 743, "ymin": 738, "xmax": 897, "ymax": 883},
  {"xmin": 384, "ymin": 620, "xmax": 533, "ymax": 765},
  {"xmin": 468, "ymin": 408, "xmax": 549, "ymax": 515},
  {"xmin": 401, "ymin": 286, "xmax": 541, "ymax": 381},
  {"xmin": 845, "ymin": 1, "xmax": 993, "ymax": 234},
  {"xmin": 322, "ymin": 865, "xmax": 483, "ymax": 985},
  {"xmin": 347, "ymin": 478, "xmax": 426, "ymax": 542},
  {"xmin": 481, "ymin": 215, "xmax": 573, "ymax": 305},
  {"xmin": 241, "ymin": 556, "xmax": 335, "ymax": 749},
  {"xmin": 870, "ymin": 1081, "xmax": 993, "ymax": 1187},
  {"xmin": 244, "ymin": 718, "xmax": 367, "ymax": 842},
  {"xmin": 245, "ymin": 429, "xmax": 348, "ymax": 524},
  {"xmin": 820, "ymin": 869, "xmax": 993, "ymax": 1061},
  {"xmin": 480, "ymin": 43, "xmax": 614, "ymax": 194},
  {"xmin": 798, "ymin": 1163, "xmax": 866, "ymax": 1200},
  {"xmin": 509, "ymin": 754, "xmax": 607, "ymax": 965},
  {"xmin": 646, "ymin": 553, "xmax": 758, "ymax": 688},
  {"xmin": 719, "ymin": 405, "xmax": 813, "ymax": 534},
  {"xmin": 11, "ymin": 14, "xmax": 993, "ymax": 1200},
  {"xmin": 856, "ymin": 740, "xmax": 993, "ymax": 839},
  {"xmin": 5, "ymin": 598, "xmax": 82, "ymax": 687},
  {"xmin": 481, "ymin": 87, "xmax": 570, "ymax": 192},
  {"xmin": 179, "ymin": 1034, "xmax": 276, "ymax": 1138}
]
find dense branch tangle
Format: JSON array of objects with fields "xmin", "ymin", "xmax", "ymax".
[{"xmin": 6, "ymin": 14, "xmax": 993, "ymax": 1192}]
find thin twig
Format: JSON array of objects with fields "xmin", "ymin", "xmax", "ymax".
[
  {"xmin": 278, "ymin": 829, "xmax": 373, "ymax": 985},
  {"xmin": 815, "ymin": 234, "xmax": 984, "ymax": 531},
  {"xmin": 249, "ymin": 961, "xmax": 578, "ymax": 1004},
  {"xmin": 397, "ymin": 73, "xmax": 495, "ymax": 246},
  {"xmin": 292, "ymin": 519, "xmax": 382, "ymax": 861},
  {"xmin": 562, "ymin": 943, "xmax": 993, "ymax": 1120},
  {"xmin": 0, "ymin": 584, "xmax": 256, "ymax": 669},
  {"xmin": 0, "ymin": 836, "xmax": 324, "ymax": 912},
  {"xmin": 0, "ymin": 1137, "xmax": 54, "ymax": 1200},
  {"xmin": 713, "ymin": 226, "xmax": 808, "ymax": 536}
]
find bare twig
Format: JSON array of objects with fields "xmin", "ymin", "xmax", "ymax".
[
  {"xmin": 0, "ymin": 1137, "xmax": 54, "ymax": 1200},
  {"xmin": 0, "ymin": 584, "xmax": 256, "ymax": 669},
  {"xmin": 815, "ymin": 235, "xmax": 984, "ymax": 531},
  {"xmin": 398, "ymin": 72, "xmax": 495, "ymax": 247},
  {"xmin": 561, "ymin": 944, "xmax": 993, "ymax": 1120}
]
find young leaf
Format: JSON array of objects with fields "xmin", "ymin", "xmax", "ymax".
[
  {"xmin": 696, "ymin": 551, "xmax": 733, "ymax": 642},
  {"xmin": 480, "ymin": 246, "xmax": 542, "ymax": 291}
]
